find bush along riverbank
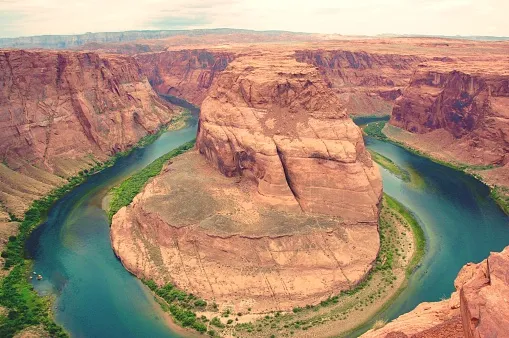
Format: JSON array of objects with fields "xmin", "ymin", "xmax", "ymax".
[
  {"xmin": 107, "ymin": 139, "xmax": 196, "ymax": 221},
  {"xmin": 134, "ymin": 194, "xmax": 425, "ymax": 338},
  {"xmin": 0, "ymin": 119, "xmax": 187, "ymax": 337},
  {"xmin": 362, "ymin": 121, "xmax": 509, "ymax": 216},
  {"xmin": 368, "ymin": 149, "xmax": 410, "ymax": 182}
]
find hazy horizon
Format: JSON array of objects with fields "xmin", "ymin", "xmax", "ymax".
[{"xmin": 1, "ymin": 0, "xmax": 508, "ymax": 39}]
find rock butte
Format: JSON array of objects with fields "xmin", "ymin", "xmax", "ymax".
[
  {"xmin": 110, "ymin": 52, "xmax": 383, "ymax": 312},
  {"xmin": 361, "ymin": 245, "xmax": 509, "ymax": 338},
  {"xmin": 0, "ymin": 49, "xmax": 175, "ymax": 215}
]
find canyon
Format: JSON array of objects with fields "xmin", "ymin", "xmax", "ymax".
[
  {"xmin": 0, "ymin": 49, "xmax": 176, "ymax": 216},
  {"xmin": 387, "ymin": 62, "xmax": 509, "ymax": 191},
  {"xmin": 1, "ymin": 30, "xmax": 509, "ymax": 337},
  {"xmin": 110, "ymin": 52, "xmax": 383, "ymax": 313}
]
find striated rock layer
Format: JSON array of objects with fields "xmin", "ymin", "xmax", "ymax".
[
  {"xmin": 390, "ymin": 65, "xmax": 509, "ymax": 167},
  {"xmin": 0, "ymin": 49, "xmax": 175, "ymax": 215},
  {"xmin": 361, "ymin": 245, "xmax": 509, "ymax": 338},
  {"xmin": 197, "ymin": 53, "xmax": 382, "ymax": 221},
  {"xmin": 135, "ymin": 50, "xmax": 235, "ymax": 106},
  {"xmin": 295, "ymin": 50, "xmax": 425, "ymax": 116},
  {"xmin": 111, "ymin": 52, "xmax": 382, "ymax": 313}
]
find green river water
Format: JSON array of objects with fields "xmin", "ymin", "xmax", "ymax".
[{"xmin": 26, "ymin": 114, "xmax": 509, "ymax": 337}]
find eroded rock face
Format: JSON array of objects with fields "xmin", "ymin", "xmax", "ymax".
[
  {"xmin": 390, "ymin": 68, "xmax": 509, "ymax": 166},
  {"xmin": 295, "ymin": 50, "xmax": 425, "ymax": 116},
  {"xmin": 111, "ymin": 53, "xmax": 382, "ymax": 313},
  {"xmin": 0, "ymin": 49, "xmax": 174, "ymax": 214},
  {"xmin": 135, "ymin": 50, "xmax": 234, "ymax": 106},
  {"xmin": 197, "ymin": 53, "xmax": 382, "ymax": 222},
  {"xmin": 361, "ymin": 246, "xmax": 509, "ymax": 338}
]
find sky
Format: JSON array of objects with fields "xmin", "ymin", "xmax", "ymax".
[{"xmin": 0, "ymin": 0, "xmax": 508, "ymax": 38}]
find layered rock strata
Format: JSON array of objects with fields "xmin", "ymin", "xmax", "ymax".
[
  {"xmin": 111, "ymin": 53, "xmax": 382, "ymax": 313},
  {"xmin": 197, "ymin": 53, "xmax": 382, "ymax": 221},
  {"xmin": 361, "ymin": 245, "xmax": 509, "ymax": 338},
  {"xmin": 135, "ymin": 50, "xmax": 235, "ymax": 106},
  {"xmin": 295, "ymin": 50, "xmax": 425, "ymax": 116},
  {"xmin": 0, "ymin": 49, "xmax": 175, "ymax": 214},
  {"xmin": 390, "ymin": 65, "xmax": 509, "ymax": 167}
]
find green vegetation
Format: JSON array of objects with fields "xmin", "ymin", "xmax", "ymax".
[
  {"xmin": 363, "ymin": 122, "xmax": 509, "ymax": 216},
  {"xmin": 362, "ymin": 121, "xmax": 388, "ymax": 140},
  {"xmin": 0, "ymin": 122, "xmax": 188, "ymax": 337},
  {"xmin": 143, "ymin": 279, "xmax": 210, "ymax": 333},
  {"xmin": 368, "ymin": 149, "xmax": 410, "ymax": 181},
  {"xmin": 232, "ymin": 195, "xmax": 426, "ymax": 337},
  {"xmin": 491, "ymin": 186, "xmax": 509, "ymax": 216},
  {"xmin": 384, "ymin": 194, "xmax": 426, "ymax": 274},
  {"xmin": 0, "ymin": 263, "xmax": 67, "ymax": 337},
  {"xmin": 108, "ymin": 140, "xmax": 195, "ymax": 221}
]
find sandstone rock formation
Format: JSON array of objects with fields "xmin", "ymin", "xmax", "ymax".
[
  {"xmin": 361, "ymin": 245, "xmax": 509, "ymax": 338},
  {"xmin": 0, "ymin": 49, "xmax": 175, "ymax": 215},
  {"xmin": 390, "ymin": 65, "xmax": 509, "ymax": 167},
  {"xmin": 111, "ymin": 52, "xmax": 382, "ymax": 313},
  {"xmin": 197, "ymin": 53, "xmax": 382, "ymax": 221},
  {"xmin": 295, "ymin": 50, "xmax": 425, "ymax": 116},
  {"xmin": 135, "ymin": 50, "xmax": 234, "ymax": 106}
]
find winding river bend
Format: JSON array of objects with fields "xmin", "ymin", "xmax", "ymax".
[{"xmin": 26, "ymin": 113, "xmax": 509, "ymax": 338}]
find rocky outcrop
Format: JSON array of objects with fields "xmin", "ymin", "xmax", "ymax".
[
  {"xmin": 295, "ymin": 50, "xmax": 425, "ymax": 116},
  {"xmin": 135, "ymin": 50, "xmax": 235, "ymax": 106},
  {"xmin": 390, "ymin": 67, "xmax": 509, "ymax": 167},
  {"xmin": 111, "ymin": 52, "xmax": 382, "ymax": 313},
  {"xmin": 361, "ymin": 245, "xmax": 509, "ymax": 338},
  {"xmin": 197, "ymin": 53, "xmax": 382, "ymax": 221},
  {"xmin": 0, "ymin": 49, "xmax": 175, "ymax": 214}
]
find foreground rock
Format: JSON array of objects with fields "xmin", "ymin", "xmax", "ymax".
[
  {"xmin": 361, "ymin": 245, "xmax": 509, "ymax": 338},
  {"xmin": 111, "ymin": 53, "xmax": 382, "ymax": 313},
  {"xmin": 0, "ymin": 50, "xmax": 175, "ymax": 215}
]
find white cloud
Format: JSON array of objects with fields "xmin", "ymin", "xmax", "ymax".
[{"xmin": 0, "ymin": 0, "xmax": 508, "ymax": 38}]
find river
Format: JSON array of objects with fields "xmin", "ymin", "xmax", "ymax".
[
  {"xmin": 350, "ymin": 116, "xmax": 509, "ymax": 336},
  {"xmin": 26, "ymin": 114, "xmax": 509, "ymax": 338}
]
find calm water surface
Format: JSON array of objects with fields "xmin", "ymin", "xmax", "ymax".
[
  {"xmin": 26, "ymin": 113, "xmax": 509, "ymax": 337},
  {"xmin": 27, "ymin": 106, "xmax": 198, "ymax": 338}
]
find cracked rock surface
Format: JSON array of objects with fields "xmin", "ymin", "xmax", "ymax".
[{"xmin": 111, "ymin": 52, "xmax": 382, "ymax": 312}]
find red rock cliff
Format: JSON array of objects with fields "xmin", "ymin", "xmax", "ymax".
[
  {"xmin": 111, "ymin": 52, "xmax": 382, "ymax": 313},
  {"xmin": 361, "ymin": 245, "xmax": 509, "ymax": 338},
  {"xmin": 135, "ymin": 50, "xmax": 235, "ymax": 106},
  {"xmin": 294, "ymin": 50, "xmax": 425, "ymax": 116},
  {"xmin": 0, "ymin": 49, "xmax": 175, "ymax": 214},
  {"xmin": 196, "ymin": 52, "xmax": 382, "ymax": 222},
  {"xmin": 390, "ymin": 66, "xmax": 509, "ymax": 167}
]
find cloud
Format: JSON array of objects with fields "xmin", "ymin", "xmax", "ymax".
[{"xmin": 0, "ymin": 0, "xmax": 508, "ymax": 38}]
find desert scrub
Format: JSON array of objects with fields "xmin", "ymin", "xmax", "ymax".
[
  {"xmin": 108, "ymin": 140, "xmax": 195, "ymax": 221},
  {"xmin": 368, "ymin": 149, "xmax": 410, "ymax": 181},
  {"xmin": 143, "ymin": 279, "xmax": 208, "ymax": 333}
]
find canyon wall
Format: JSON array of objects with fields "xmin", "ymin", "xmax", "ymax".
[
  {"xmin": 111, "ymin": 52, "xmax": 382, "ymax": 313},
  {"xmin": 0, "ymin": 49, "xmax": 175, "ymax": 215},
  {"xmin": 135, "ymin": 50, "xmax": 235, "ymax": 106},
  {"xmin": 362, "ymin": 245, "xmax": 509, "ymax": 338},
  {"xmin": 295, "ymin": 50, "xmax": 425, "ymax": 116},
  {"xmin": 390, "ymin": 66, "xmax": 509, "ymax": 166}
]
